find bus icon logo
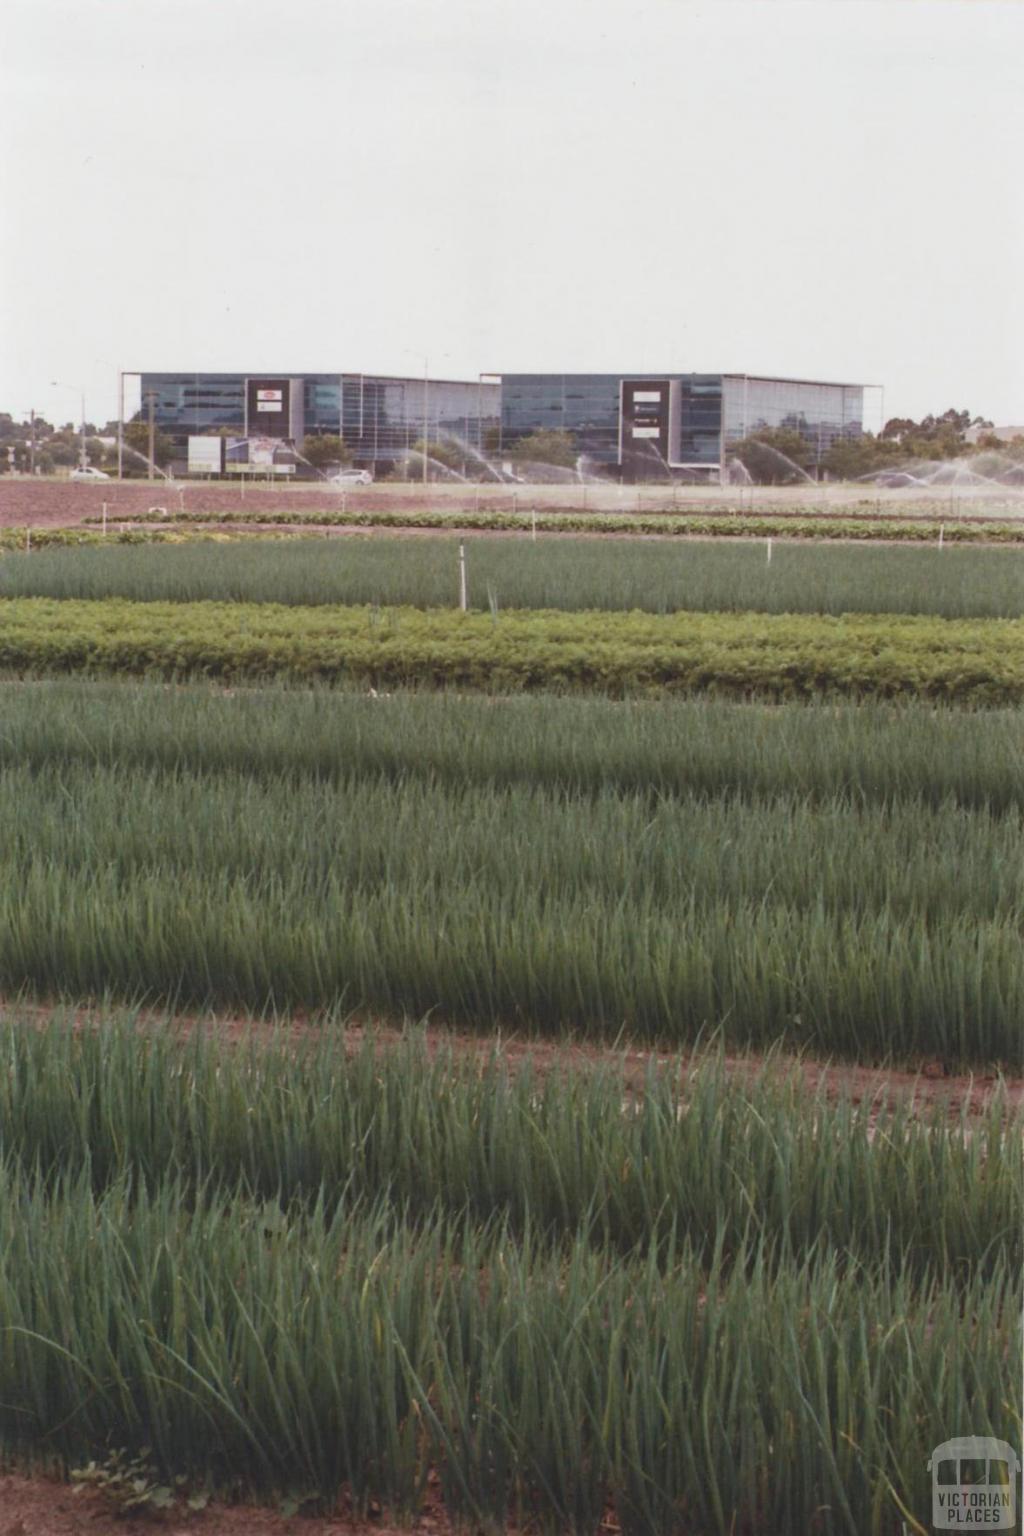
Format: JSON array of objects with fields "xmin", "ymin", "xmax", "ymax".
[{"xmin": 928, "ymin": 1438, "xmax": 1019, "ymax": 1529}]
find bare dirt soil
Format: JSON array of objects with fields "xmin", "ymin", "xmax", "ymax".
[
  {"xmin": 1, "ymin": 477, "xmax": 1020, "ymax": 532},
  {"xmin": 0, "ymin": 1471, "xmax": 468, "ymax": 1536},
  {"xmin": 6, "ymin": 1000, "xmax": 1019, "ymax": 1125}
]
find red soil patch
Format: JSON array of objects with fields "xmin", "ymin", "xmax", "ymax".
[
  {"xmin": 1, "ymin": 478, "xmax": 1019, "ymax": 533},
  {"xmin": 0, "ymin": 1472, "xmax": 467, "ymax": 1536},
  {"xmin": 6, "ymin": 999, "xmax": 1018, "ymax": 1125}
]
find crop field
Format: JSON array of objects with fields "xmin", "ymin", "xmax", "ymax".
[
  {"xmin": 0, "ymin": 1018, "xmax": 1018, "ymax": 1536},
  {"xmin": 0, "ymin": 522, "xmax": 1019, "ymax": 1533},
  {"xmin": 3, "ymin": 535, "xmax": 1024, "ymax": 617},
  {"xmin": 88, "ymin": 501, "xmax": 1024, "ymax": 543},
  {"xmin": 0, "ymin": 596, "xmax": 1020, "ymax": 701}
]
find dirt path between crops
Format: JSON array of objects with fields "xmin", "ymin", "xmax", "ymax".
[
  {"xmin": 4, "ymin": 999, "xmax": 1019, "ymax": 1124},
  {"xmin": 0, "ymin": 1471, "xmax": 482, "ymax": 1536}
]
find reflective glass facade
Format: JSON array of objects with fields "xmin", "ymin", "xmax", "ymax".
[
  {"xmin": 500, "ymin": 373, "xmax": 725, "ymax": 468},
  {"xmin": 140, "ymin": 373, "xmax": 500, "ymax": 468},
  {"xmin": 142, "ymin": 369, "xmax": 866, "ymax": 477},
  {"xmin": 721, "ymin": 376, "xmax": 864, "ymax": 458}
]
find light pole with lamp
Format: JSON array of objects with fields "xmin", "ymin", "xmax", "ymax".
[
  {"xmin": 403, "ymin": 351, "xmax": 452, "ymax": 487},
  {"xmin": 50, "ymin": 381, "xmax": 87, "ymax": 471},
  {"xmin": 401, "ymin": 353, "xmax": 429, "ymax": 486}
]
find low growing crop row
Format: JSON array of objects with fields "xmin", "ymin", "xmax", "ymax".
[
  {"xmin": 0, "ymin": 597, "xmax": 1020, "ymax": 701},
  {"xmin": 88, "ymin": 504, "xmax": 1024, "ymax": 541}
]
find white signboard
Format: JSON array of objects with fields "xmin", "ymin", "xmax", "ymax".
[
  {"xmin": 632, "ymin": 426, "xmax": 661, "ymax": 439},
  {"xmin": 187, "ymin": 436, "xmax": 224, "ymax": 473}
]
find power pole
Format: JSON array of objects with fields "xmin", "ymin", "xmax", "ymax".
[
  {"xmin": 145, "ymin": 390, "xmax": 157, "ymax": 481},
  {"xmin": 29, "ymin": 409, "xmax": 36, "ymax": 476},
  {"xmin": 422, "ymin": 360, "xmax": 429, "ymax": 487}
]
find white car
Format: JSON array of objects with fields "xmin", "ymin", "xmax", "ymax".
[
  {"xmin": 328, "ymin": 468, "xmax": 373, "ymax": 485},
  {"xmin": 70, "ymin": 466, "xmax": 110, "ymax": 482}
]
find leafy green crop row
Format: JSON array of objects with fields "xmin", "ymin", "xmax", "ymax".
[
  {"xmin": 0, "ymin": 597, "xmax": 1020, "ymax": 701},
  {"xmin": 93, "ymin": 503, "xmax": 1024, "ymax": 541},
  {"xmin": 6, "ymin": 535, "xmax": 1023, "ymax": 618},
  {"xmin": 2, "ymin": 680, "xmax": 1019, "ymax": 811}
]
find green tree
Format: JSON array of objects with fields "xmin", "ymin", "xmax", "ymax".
[
  {"xmin": 300, "ymin": 434, "xmax": 352, "ymax": 469},
  {"xmin": 124, "ymin": 421, "xmax": 175, "ymax": 470},
  {"xmin": 820, "ymin": 433, "xmax": 899, "ymax": 481},
  {"xmin": 729, "ymin": 428, "xmax": 816, "ymax": 485},
  {"xmin": 509, "ymin": 429, "xmax": 577, "ymax": 469}
]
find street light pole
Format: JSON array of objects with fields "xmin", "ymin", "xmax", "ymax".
[
  {"xmin": 117, "ymin": 370, "xmax": 124, "ymax": 481},
  {"xmin": 50, "ymin": 381, "xmax": 88, "ymax": 471},
  {"xmin": 423, "ymin": 359, "xmax": 429, "ymax": 487}
]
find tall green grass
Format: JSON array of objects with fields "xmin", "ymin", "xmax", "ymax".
[
  {"xmin": 1, "ymin": 1172, "xmax": 1014, "ymax": 1534},
  {"xmin": 3, "ymin": 536, "xmax": 1023, "ymax": 617},
  {"xmin": 0, "ymin": 760, "xmax": 1019, "ymax": 1063},
  {"xmin": 1, "ymin": 680, "xmax": 1020, "ymax": 811},
  {"xmin": 0, "ymin": 1021, "xmax": 1017, "ymax": 1533},
  {"xmin": 0, "ymin": 1019, "xmax": 1014, "ymax": 1277}
]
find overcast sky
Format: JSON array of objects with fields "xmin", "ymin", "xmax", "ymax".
[{"xmin": 2, "ymin": 0, "xmax": 1021, "ymax": 429}]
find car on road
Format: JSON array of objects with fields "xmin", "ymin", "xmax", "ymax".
[
  {"xmin": 328, "ymin": 468, "xmax": 373, "ymax": 485},
  {"xmin": 70, "ymin": 466, "xmax": 110, "ymax": 482}
]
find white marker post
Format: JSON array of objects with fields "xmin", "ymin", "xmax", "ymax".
[
  {"xmin": 938, "ymin": 524, "xmax": 944, "ymax": 550},
  {"xmin": 532, "ymin": 509, "xmax": 537, "ymax": 542},
  {"xmin": 458, "ymin": 542, "xmax": 467, "ymax": 611},
  {"xmin": 102, "ymin": 502, "xmax": 107, "ymax": 536},
  {"xmin": 766, "ymin": 536, "xmax": 772, "ymax": 565}
]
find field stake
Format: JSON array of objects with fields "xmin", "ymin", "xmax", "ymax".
[
  {"xmin": 532, "ymin": 509, "xmax": 537, "ymax": 541},
  {"xmin": 766, "ymin": 536, "xmax": 772, "ymax": 564},
  {"xmin": 939, "ymin": 524, "xmax": 944, "ymax": 550},
  {"xmin": 102, "ymin": 502, "xmax": 108, "ymax": 536},
  {"xmin": 25, "ymin": 527, "xmax": 30, "ymax": 552},
  {"xmin": 458, "ymin": 541, "xmax": 467, "ymax": 611}
]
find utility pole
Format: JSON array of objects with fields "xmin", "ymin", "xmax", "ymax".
[
  {"xmin": 422, "ymin": 360, "xmax": 429, "ymax": 486},
  {"xmin": 79, "ymin": 390, "xmax": 87, "ymax": 471},
  {"xmin": 145, "ymin": 389, "xmax": 157, "ymax": 481},
  {"xmin": 117, "ymin": 370, "xmax": 124, "ymax": 481},
  {"xmin": 28, "ymin": 409, "xmax": 36, "ymax": 476}
]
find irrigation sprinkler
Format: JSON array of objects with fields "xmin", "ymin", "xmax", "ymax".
[{"xmin": 458, "ymin": 542, "xmax": 467, "ymax": 611}]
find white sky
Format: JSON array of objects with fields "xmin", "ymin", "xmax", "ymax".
[{"xmin": 2, "ymin": 0, "xmax": 1021, "ymax": 429}]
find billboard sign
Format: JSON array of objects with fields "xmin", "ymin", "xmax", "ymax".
[
  {"xmin": 187, "ymin": 436, "xmax": 225, "ymax": 474},
  {"xmin": 223, "ymin": 436, "xmax": 297, "ymax": 475}
]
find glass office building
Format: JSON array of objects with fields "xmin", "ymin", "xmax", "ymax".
[
  {"xmin": 499, "ymin": 372, "xmax": 866, "ymax": 478},
  {"xmin": 141, "ymin": 369, "xmax": 867, "ymax": 480},
  {"xmin": 140, "ymin": 372, "xmax": 500, "ymax": 471}
]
